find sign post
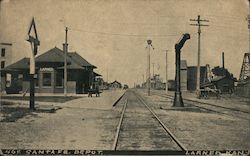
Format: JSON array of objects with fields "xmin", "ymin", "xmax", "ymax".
[{"xmin": 26, "ymin": 17, "xmax": 40, "ymax": 110}]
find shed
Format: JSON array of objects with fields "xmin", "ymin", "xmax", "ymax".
[
  {"xmin": 210, "ymin": 76, "xmax": 235, "ymax": 93},
  {"xmin": 109, "ymin": 80, "xmax": 122, "ymax": 89}
]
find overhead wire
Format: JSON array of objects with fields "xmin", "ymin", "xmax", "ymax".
[{"xmin": 69, "ymin": 27, "xmax": 181, "ymax": 38}]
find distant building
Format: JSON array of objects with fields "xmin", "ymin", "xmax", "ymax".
[
  {"xmin": 109, "ymin": 80, "xmax": 122, "ymax": 89},
  {"xmin": 0, "ymin": 42, "xmax": 12, "ymax": 69},
  {"xmin": 187, "ymin": 66, "xmax": 208, "ymax": 91},
  {"xmin": 0, "ymin": 42, "xmax": 12, "ymax": 93},
  {"xmin": 210, "ymin": 76, "xmax": 235, "ymax": 93},
  {"xmin": 1, "ymin": 47, "xmax": 98, "ymax": 94},
  {"xmin": 180, "ymin": 60, "xmax": 187, "ymax": 91},
  {"xmin": 151, "ymin": 74, "xmax": 165, "ymax": 90},
  {"xmin": 141, "ymin": 74, "xmax": 165, "ymax": 90},
  {"xmin": 199, "ymin": 66, "xmax": 237, "ymax": 94}
]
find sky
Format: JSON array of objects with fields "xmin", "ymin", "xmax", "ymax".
[{"xmin": 0, "ymin": 0, "xmax": 249, "ymax": 86}]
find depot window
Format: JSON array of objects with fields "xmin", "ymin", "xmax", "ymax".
[
  {"xmin": 1, "ymin": 48, "xmax": 5, "ymax": 57},
  {"xmin": 1, "ymin": 61, "xmax": 5, "ymax": 68},
  {"xmin": 56, "ymin": 71, "xmax": 63, "ymax": 87},
  {"xmin": 42, "ymin": 73, "xmax": 52, "ymax": 87}
]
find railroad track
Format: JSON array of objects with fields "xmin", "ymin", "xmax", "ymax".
[
  {"xmin": 112, "ymin": 90, "xmax": 186, "ymax": 151},
  {"xmin": 150, "ymin": 91, "xmax": 250, "ymax": 120}
]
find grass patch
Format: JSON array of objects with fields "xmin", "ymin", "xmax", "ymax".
[
  {"xmin": 0, "ymin": 107, "xmax": 33, "ymax": 122},
  {"xmin": 1, "ymin": 96, "xmax": 80, "ymax": 103},
  {"xmin": 0, "ymin": 102, "xmax": 60, "ymax": 122}
]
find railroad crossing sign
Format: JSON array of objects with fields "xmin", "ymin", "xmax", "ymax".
[
  {"xmin": 26, "ymin": 17, "xmax": 40, "ymax": 110},
  {"xmin": 27, "ymin": 17, "xmax": 40, "ymax": 54},
  {"xmin": 26, "ymin": 17, "xmax": 40, "ymax": 74}
]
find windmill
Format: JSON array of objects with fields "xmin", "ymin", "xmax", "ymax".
[{"xmin": 239, "ymin": 53, "xmax": 250, "ymax": 82}]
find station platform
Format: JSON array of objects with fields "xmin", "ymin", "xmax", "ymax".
[{"xmin": 0, "ymin": 89, "xmax": 126, "ymax": 149}]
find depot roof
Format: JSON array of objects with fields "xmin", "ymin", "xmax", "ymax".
[
  {"xmin": 2, "ymin": 57, "xmax": 30, "ymax": 70},
  {"xmin": 35, "ymin": 47, "xmax": 71, "ymax": 63},
  {"xmin": 68, "ymin": 52, "xmax": 96, "ymax": 68},
  {"xmin": 3, "ymin": 47, "xmax": 96, "ymax": 71}
]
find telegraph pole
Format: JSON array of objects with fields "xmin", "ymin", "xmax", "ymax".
[
  {"xmin": 165, "ymin": 50, "xmax": 169, "ymax": 94},
  {"xmin": 152, "ymin": 63, "xmax": 155, "ymax": 78},
  {"xmin": 190, "ymin": 15, "xmax": 209, "ymax": 97},
  {"xmin": 63, "ymin": 27, "xmax": 68, "ymax": 96},
  {"xmin": 107, "ymin": 68, "xmax": 109, "ymax": 83},
  {"xmin": 146, "ymin": 40, "xmax": 153, "ymax": 96},
  {"xmin": 142, "ymin": 74, "xmax": 144, "ymax": 85},
  {"xmin": 222, "ymin": 52, "xmax": 225, "ymax": 69},
  {"xmin": 248, "ymin": 0, "xmax": 250, "ymax": 53}
]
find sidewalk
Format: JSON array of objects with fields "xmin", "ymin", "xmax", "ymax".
[
  {"xmin": 53, "ymin": 90, "xmax": 125, "ymax": 110},
  {"xmin": 0, "ymin": 90, "xmax": 125, "ymax": 108}
]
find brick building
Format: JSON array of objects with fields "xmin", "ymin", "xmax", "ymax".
[{"xmin": 0, "ymin": 42, "xmax": 12, "ymax": 93}]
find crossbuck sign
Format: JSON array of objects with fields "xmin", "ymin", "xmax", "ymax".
[{"xmin": 26, "ymin": 17, "xmax": 40, "ymax": 74}]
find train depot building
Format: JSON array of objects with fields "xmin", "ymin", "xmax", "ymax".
[{"xmin": 1, "ymin": 47, "xmax": 100, "ymax": 94}]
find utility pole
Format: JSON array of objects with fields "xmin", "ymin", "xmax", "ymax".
[
  {"xmin": 190, "ymin": 15, "xmax": 209, "ymax": 98},
  {"xmin": 142, "ymin": 74, "xmax": 144, "ymax": 84},
  {"xmin": 107, "ymin": 68, "xmax": 109, "ymax": 83},
  {"xmin": 248, "ymin": 0, "xmax": 250, "ymax": 53},
  {"xmin": 152, "ymin": 63, "xmax": 155, "ymax": 78},
  {"xmin": 165, "ymin": 50, "xmax": 169, "ymax": 94},
  {"xmin": 146, "ymin": 40, "xmax": 153, "ymax": 96},
  {"xmin": 63, "ymin": 27, "xmax": 68, "ymax": 96},
  {"xmin": 222, "ymin": 52, "xmax": 225, "ymax": 69}
]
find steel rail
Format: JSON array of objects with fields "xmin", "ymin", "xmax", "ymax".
[
  {"xmin": 133, "ymin": 91, "xmax": 187, "ymax": 151},
  {"xmin": 112, "ymin": 99, "xmax": 128, "ymax": 150},
  {"xmin": 113, "ymin": 92, "xmax": 126, "ymax": 107},
  {"xmin": 154, "ymin": 93, "xmax": 249, "ymax": 120},
  {"xmin": 155, "ymin": 92, "xmax": 249, "ymax": 114}
]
